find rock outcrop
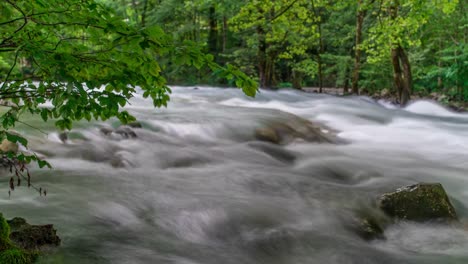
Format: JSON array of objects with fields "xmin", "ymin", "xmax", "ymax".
[
  {"xmin": 8, "ymin": 217, "xmax": 61, "ymax": 250},
  {"xmin": 254, "ymin": 117, "xmax": 340, "ymax": 145},
  {"xmin": 0, "ymin": 214, "xmax": 60, "ymax": 264},
  {"xmin": 353, "ymin": 183, "xmax": 459, "ymax": 241},
  {"xmin": 378, "ymin": 183, "xmax": 458, "ymax": 222}
]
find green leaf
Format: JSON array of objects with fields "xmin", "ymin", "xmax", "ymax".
[{"xmin": 5, "ymin": 132, "xmax": 28, "ymax": 147}]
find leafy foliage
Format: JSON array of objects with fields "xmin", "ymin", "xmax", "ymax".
[{"xmin": 0, "ymin": 0, "xmax": 257, "ymax": 193}]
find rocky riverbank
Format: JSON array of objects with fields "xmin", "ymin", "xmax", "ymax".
[{"xmin": 302, "ymin": 87, "xmax": 467, "ymax": 112}]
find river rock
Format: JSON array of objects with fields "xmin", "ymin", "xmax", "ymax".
[
  {"xmin": 127, "ymin": 121, "xmax": 143, "ymax": 128},
  {"xmin": 7, "ymin": 217, "xmax": 61, "ymax": 250},
  {"xmin": 0, "ymin": 139, "xmax": 18, "ymax": 154},
  {"xmin": 99, "ymin": 126, "xmax": 138, "ymax": 139},
  {"xmin": 378, "ymin": 183, "xmax": 458, "ymax": 222},
  {"xmin": 355, "ymin": 216, "xmax": 385, "ymax": 240},
  {"xmin": 0, "ymin": 214, "xmax": 39, "ymax": 264},
  {"xmin": 254, "ymin": 118, "xmax": 339, "ymax": 145},
  {"xmin": 114, "ymin": 126, "xmax": 137, "ymax": 138}
]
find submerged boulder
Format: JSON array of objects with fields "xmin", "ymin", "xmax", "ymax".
[
  {"xmin": 355, "ymin": 216, "xmax": 385, "ymax": 241},
  {"xmin": 378, "ymin": 183, "xmax": 458, "ymax": 222},
  {"xmin": 254, "ymin": 117, "xmax": 340, "ymax": 145},
  {"xmin": 99, "ymin": 125, "xmax": 139, "ymax": 139},
  {"xmin": 352, "ymin": 183, "xmax": 459, "ymax": 241},
  {"xmin": 127, "ymin": 121, "xmax": 143, "ymax": 128}
]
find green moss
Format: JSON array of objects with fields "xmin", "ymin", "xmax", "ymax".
[
  {"xmin": 0, "ymin": 249, "xmax": 35, "ymax": 264},
  {"xmin": 0, "ymin": 214, "xmax": 38, "ymax": 264},
  {"xmin": 379, "ymin": 183, "xmax": 458, "ymax": 222},
  {"xmin": 0, "ymin": 213, "xmax": 11, "ymax": 250}
]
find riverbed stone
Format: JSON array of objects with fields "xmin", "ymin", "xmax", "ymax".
[
  {"xmin": 355, "ymin": 216, "xmax": 385, "ymax": 240},
  {"xmin": 7, "ymin": 217, "xmax": 61, "ymax": 250},
  {"xmin": 254, "ymin": 117, "xmax": 339, "ymax": 145},
  {"xmin": 0, "ymin": 214, "xmax": 39, "ymax": 264},
  {"xmin": 378, "ymin": 183, "xmax": 458, "ymax": 222},
  {"xmin": 127, "ymin": 121, "xmax": 143, "ymax": 128},
  {"xmin": 254, "ymin": 127, "xmax": 281, "ymax": 144}
]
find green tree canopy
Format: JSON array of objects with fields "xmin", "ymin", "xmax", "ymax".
[{"xmin": 0, "ymin": 0, "xmax": 256, "ymax": 175}]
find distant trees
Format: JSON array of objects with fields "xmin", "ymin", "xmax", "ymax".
[{"xmin": 104, "ymin": 0, "xmax": 464, "ymax": 104}]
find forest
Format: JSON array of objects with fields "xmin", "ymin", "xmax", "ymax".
[
  {"xmin": 0, "ymin": 0, "xmax": 468, "ymax": 264},
  {"xmin": 1, "ymin": 0, "xmax": 467, "ymax": 107}
]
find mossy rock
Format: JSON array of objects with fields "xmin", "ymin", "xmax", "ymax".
[
  {"xmin": 0, "ymin": 215, "xmax": 38, "ymax": 264},
  {"xmin": 0, "ymin": 249, "xmax": 36, "ymax": 264},
  {"xmin": 0, "ymin": 213, "xmax": 11, "ymax": 250},
  {"xmin": 7, "ymin": 218, "xmax": 61, "ymax": 250},
  {"xmin": 355, "ymin": 217, "xmax": 385, "ymax": 241},
  {"xmin": 254, "ymin": 118, "xmax": 339, "ymax": 145},
  {"xmin": 254, "ymin": 127, "xmax": 281, "ymax": 144},
  {"xmin": 378, "ymin": 183, "xmax": 458, "ymax": 222}
]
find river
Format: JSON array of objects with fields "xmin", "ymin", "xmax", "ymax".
[{"xmin": 1, "ymin": 87, "xmax": 468, "ymax": 263}]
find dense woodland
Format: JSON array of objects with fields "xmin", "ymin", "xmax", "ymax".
[
  {"xmin": 1, "ymin": 0, "xmax": 467, "ymax": 107},
  {"xmin": 95, "ymin": 0, "xmax": 465, "ymax": 104}
]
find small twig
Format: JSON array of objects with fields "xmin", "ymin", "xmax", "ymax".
[{"xmin": 15, "ymin": 120, "xmax": 49, "ymax": 136}]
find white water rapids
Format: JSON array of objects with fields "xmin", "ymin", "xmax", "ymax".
[{"xmin": 1, "ymin": 87, "xmax": 468, "ymax": 263}]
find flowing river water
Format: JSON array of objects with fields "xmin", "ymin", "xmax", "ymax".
[{"xmin": 1, "ymin": 87, "xmax": 468, "ymax": 263}]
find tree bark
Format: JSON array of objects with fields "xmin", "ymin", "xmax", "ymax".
[
  {"xmin": 389, "ymin": 1, "xmax": 411, "ymax": 105},
  {"xmin": 257, "ymin": 25, "xmax": 267, "ymax": 88},
  {"xmin": 292, "ymin": 70, "xmax": 303, "ymax": 89},
  {"xmin": 141, "ymin": 0, "xmax": 149, "ymax": 27},
  {"xmin": 311, "ymin": 0, "xmax": 323, "ymax": 93},
  {"xmin": 208, "ymin": 5, "xmax": 218, "ymax": 56},
  {"xmin": 344, "ymin": 64, "xmax": 350, "ymax": 94},
  {"xmin": 352, "ymin": 0, "xmax": 365, "ymax": 95},
  {"xmin": 222, "ymin": 16, "xmax": 227, "ymax": 53}
]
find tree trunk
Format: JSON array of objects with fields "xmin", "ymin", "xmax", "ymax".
[
  {"xmin": 257, "ymin": 25, "xmax": 267, "ymax": 88},
  {"xmin": 311, "ymin": 0, "xmax": 323, "ymax": 93},
  {"xmin": 141, "ymin": 0, "xmax": 149, "ymax": 27},
  {"xmin": 344, "ymin": 64, "xmax": 350, "ymax": 94},
  {"xmin": 208, "ymin": 6, "xmax": 218, "ymax": 56},
  {"xmin": 398, "ymin": 46, "xmax": 412, "ymax": 99},
  {"xmin": 292, "ymin": 70, "xmax": 303, "ymax": 89},
  {"xmin": 389, "ymin": 1, "xmax": 411, "ymax": 105},
  {"xmin": 222, "ymin": 16, "xmax": 227, "ymax": 53},
  {"xmin": 352, "ymin": 0, "xmax": 365, "ymax": 95}
]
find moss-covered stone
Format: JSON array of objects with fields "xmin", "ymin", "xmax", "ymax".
[
  {"xmin": 254, "ymin": 118, "xmax": 339, "ymax": 145},
  {"xmin": 6, "ymin": 218, "xmax": 27, "ymax": 233},
  {"xmin": 0, "ymin": 213, "xmax": 11, "ymax": 250},
  {"xmin": 7, "ymin": 218, "xmax": 61, "ymax": 250},
  {"xmin": 254, "ymin": 127, "xmax": 281, "ymax": 144},
  {"xmin": 0, "ymin": 249, "xmax": 36, "ymax": 264},
  {"xmin": 355, "ymin": 217, "xmax": 385, "ymax": 241},
  {"xmin": 0, "ymin": 214, "xmax": 38, "ymax": 264},
  {"xmin": 378, "ymin": 183, "xmax": 458, "ymax": 222}
]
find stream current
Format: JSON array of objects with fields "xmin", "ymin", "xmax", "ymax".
[{"xmin": 1, "ymin": 87, "xmax": 468, "ymax": 263}]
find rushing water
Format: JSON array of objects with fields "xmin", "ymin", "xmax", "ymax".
[{"xmin": 1, "ymin": 87, "xmax": 468, "ymax": 264}]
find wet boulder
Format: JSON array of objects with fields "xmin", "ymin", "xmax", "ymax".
[
  {"xmin": 0, "ymin": 214, "xmax": 39, "ymax": 264},
  {"xmin": 355, "ymin": 216, "xmax": 385, "ymax": 241},
  {"xmin": 254, "ymin": 117, "xmax": 340, "ymax": 145},
  {"xmin": 127, "ymin": 121, "xmax": 143, "ymax": 128},
  {"xmin": 347, "ymin": 208, "xmax": 390, "ymax": 241},
  {"xmin": 378, "ymin": 183, "xmax": 458, "ymax": 222},
  {"xmin": 7, "ymin": 217, "xmax": 61, "ymax": 250},
  {"xmin": 114, "ymin": 126, "xmax": 137, "ymax": 138},
  {"xmin": 100, "ymin": 125, "xmax": 138, "ymax": 139}
]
